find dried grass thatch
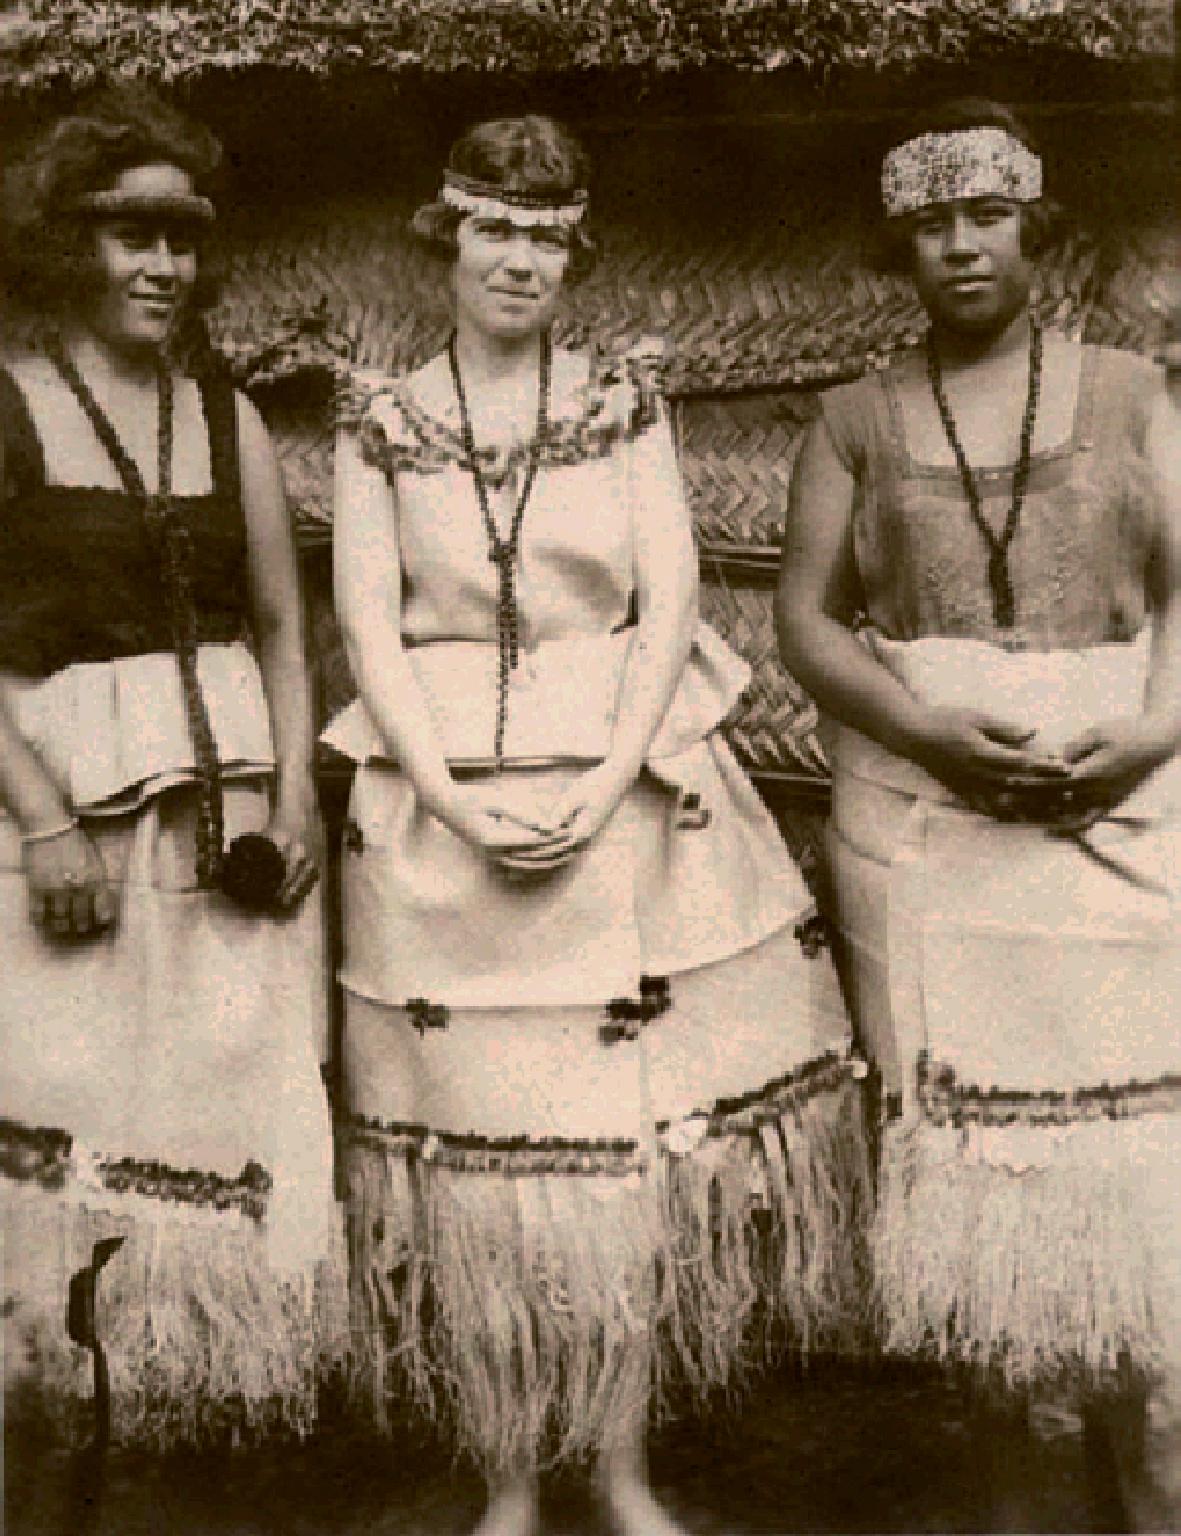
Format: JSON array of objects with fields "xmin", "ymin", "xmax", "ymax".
[{"xmin": 0, "ymin": 1, "xmax": 1172, "ymax": 94}]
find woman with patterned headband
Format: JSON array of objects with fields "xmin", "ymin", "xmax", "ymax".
[
  {"xmin": 778, "ymin": 98, "xmax": 1181, "ymax": 1523},
  {"xmin": 328, "ymin": 114, "xmax": 868, "ymax": 1535},
  {"xmin": 0, "ymin": 87, "xmax": 345, "ymax": 1451}
]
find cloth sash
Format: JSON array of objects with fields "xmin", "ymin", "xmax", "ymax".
[{"xmin": 322, "ymin": 620, "xmax": 749, "ymax": 780}]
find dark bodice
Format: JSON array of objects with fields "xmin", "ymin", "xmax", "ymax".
[{"xmin": 0, "ymin": 364, "xmax": 250, "ymax": 678}]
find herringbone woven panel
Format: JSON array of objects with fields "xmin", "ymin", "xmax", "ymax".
[
  {"xmin": 232, "ymin": 186, "xmax": 1172, "ymax": 780},
  {"xmin": 677, "ymin": 394, "xmax": 819, "ymax": 548},
  {"xmin": 215, "ymin": 198, "xmax": 1171, "ymax": 401},
  {"xmin": 698, "ymin": 578, "xmax": 827, "ymax": 778}
]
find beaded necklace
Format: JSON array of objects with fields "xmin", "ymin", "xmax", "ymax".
[
  {"xmin": 47, "ymin": 336, "xmax": 225, "ymax": 886},
  {"xmin": 926, "ymin": 321, "xmax": 1042, "ymax": 630},
  {"xmin": 447, "ymin": 330, "xmax": 551, "ymax": 767}
]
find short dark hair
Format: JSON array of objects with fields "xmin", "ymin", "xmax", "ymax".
[
  {"xmin": 1, "ymin": 84, "xmax": 224, "ymax": 332},
  {"xmin": 869, "ymin": 98, "xmax": 1064, "ymax": 275},
  {"xmin": 412, "ymin": 115, "xmax": 596, "ymax": 281}
]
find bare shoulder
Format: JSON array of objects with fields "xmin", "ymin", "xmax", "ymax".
[
  {"xmin": 3, "ymin": 350, "xmax": 70, "ymax": 421},
  {"xmin": 404, "ymin": 351, "xmax": 451, "ymax": 418}
]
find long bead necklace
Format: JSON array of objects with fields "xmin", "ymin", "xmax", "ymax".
[
  {"xmin": 48, "ymin": 336, "xmax": 225, "ymax": 886},
  {"xmin": 447, "ymin": 330, "xmax": 551, "ymax": 768},
  {"xmin": 926, "ymin": 321, "xmax": 1042, "ymax": 630}
]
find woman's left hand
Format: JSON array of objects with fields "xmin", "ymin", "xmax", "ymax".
[
  {"xmin": 266, "ymin": 780, "xmax": 322, "ymax": 909},
  {"xmin": 1059, "ymin": 716, "xmax": 1175, "ymax": 822},
  {"xmin": 543, "ymin": 762, "xmax": 635, "ymax": 850}
]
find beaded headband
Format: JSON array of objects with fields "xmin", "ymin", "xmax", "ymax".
[
  {"xmin": 439, "ymin": 170, "xmax": 588, "ymax": 230},
  {"xmin": 881, "ymin": 128, "xmax": 1042, "ymax": 218},
  {"xmin": 70, "ymin": 190, "xmax": 216, "ymax": 224}
]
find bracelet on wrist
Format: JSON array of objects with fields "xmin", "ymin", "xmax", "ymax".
[{"xmin": 20, "ymin": 815, "xmax": 79, "ymax": 847}]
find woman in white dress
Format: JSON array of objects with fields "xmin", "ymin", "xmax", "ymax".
[{"xmin": 328, "ymin": 115, "xmax": 870, "ymax": 1535}]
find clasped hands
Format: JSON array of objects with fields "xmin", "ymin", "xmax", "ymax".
[
  {"xmin": 914, "ymin": 707, "xmax": 1174, "ymax": 829},
  {"xmin": 440, "ymin": 763, "xmax": 632, "ymax": 876}
]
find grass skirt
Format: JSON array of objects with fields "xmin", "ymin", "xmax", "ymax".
[
  {"xmin": 874, "ymin": 1072, "xmax": 1181, "ymax": 1392},
  {"xmin": 338, "ymin": 755, "xmax": 872, "ymax": 1472},
  {"xmin": 342, "ymin": 1024, "xmax": 870, "ymax": 1473}
]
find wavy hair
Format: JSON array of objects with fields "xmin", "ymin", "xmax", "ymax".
[
  {"xmin": 1, "ymin": 85, "xmax": 225, "ymax": 356},
  {"xmin": 412, "ymin": 115, "xmax": 596, "ymax": 281}
]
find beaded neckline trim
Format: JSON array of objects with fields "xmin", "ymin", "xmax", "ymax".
[{"xmin": 340, "ymin": 349, "xmax": 662, "ymax": 489}]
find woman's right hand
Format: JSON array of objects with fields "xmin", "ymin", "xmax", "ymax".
[
  {"xmin": 910, "ymin": 706, "xmax": 1070, "ymax": 811},
  {"xmin": 21, "ymin": 823, "xmax": 116, "ymax": 939}
]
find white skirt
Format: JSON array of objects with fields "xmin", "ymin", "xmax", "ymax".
[
  {"xmin": 2, "ymin": 780, "xmax": 346, "ymax": 1448},
  {"xmin": 338, "ymin": 745, "xmax": 871, "ymax": 1471},
  {"xmin": 825, "ymin": 634, "xmax": 1181, "ymax": 1391}
]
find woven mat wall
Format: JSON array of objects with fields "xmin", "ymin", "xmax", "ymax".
[
  {"xmin": 218, "ymin": 200, "xmax": 1174, "ymax": 410},
  {"xmin": 237, "ymin": 192, "xmax": 1175, "ymax": 538},
  {"xmin": 0, "ymin": 105, "xmax": 1124, "ymax": 780}
]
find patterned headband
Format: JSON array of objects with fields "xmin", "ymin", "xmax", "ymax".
[
  {"xmin": 440, "ymin": 170, "xmax": 588, "ymax": 230},
  {"xmin": 881, "ymin": 128, "xmax": 1042, "ymax": 218},
  {"xmin": 70, "ymin": 190, "xmax": 216, "ymax": 223}
]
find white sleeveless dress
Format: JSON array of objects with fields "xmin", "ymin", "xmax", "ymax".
[{"xmin": 325, "ymin": 349, "xmax": 870, "ymax": 1472}]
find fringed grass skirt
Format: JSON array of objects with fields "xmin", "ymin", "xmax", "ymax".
[
  {"xmin": 338, "ymin": 753, "xmax": 872, "ymax": 1473},
  {"xmin": 826, "ymin": 640, "xmax": 1181, "ymax": 1398},
  {"xmin": 2, "ymin": 782, "xmax": 348, "ymax": 1449}
]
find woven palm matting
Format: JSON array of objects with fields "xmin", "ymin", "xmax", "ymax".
[{"xmin": 217, "ymin": 196, "xmax": 1175, "ymax": 411}]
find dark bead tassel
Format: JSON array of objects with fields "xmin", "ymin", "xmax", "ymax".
[
  {"xmin": 48, "ymin": 337, "xmax": 226, "ymax": 886},
  {"xmin": 989, "ymin": 549, "xmax": 1016, "ymax": 630},
  {"xmin": 927, "ymin": 322, "xmax": 1042, "ymax": 631},
  {"xmin": 448, "ymin": 331, "xmax": 551, "ymax": 768}
]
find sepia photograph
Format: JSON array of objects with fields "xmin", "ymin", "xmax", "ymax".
[{"xmin": 0, "ymin": 3, "xmax": 1177, "ymax": 1533}]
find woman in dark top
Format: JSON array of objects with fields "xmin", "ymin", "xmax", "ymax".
[{"xmin": 0, "ymin": 87, "xmax": 344, "ymax": 1449}]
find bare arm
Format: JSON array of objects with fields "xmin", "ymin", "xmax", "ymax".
[
  {"xmin": 775, "ymin": 420, "xmax": 933, "ymax": 758},
  {"xmin": 333, "ymin": 428, "xmax": 560, "ymax": 859},
  {"xmin": 0, "ymin": 689, "xmax": 71, "ymax": 833},
  {"xmin": 237, "ymin": 393, "xmax": 319, "ymax": 905},
  {"xmin": 545, "ymin": 408, "xmax": 698, "ymax": 843},
  {"xmin": 608, "ymin": 408, "xmax": 698, "ymax": 775},
  {"xmin": 0, "ymin": 430, "xmax": 112, "ymax": 935},
  {"xmin": 1142, "ymin": 389, "xmax": 1181, "ymax": 750},
  {"xmin": 1063, "ymin": 384, "xmax": 1181, "ymax": 794},
  {"xmin": 333, "ymin": 427, "xmax": 453, "ymax": 810}
]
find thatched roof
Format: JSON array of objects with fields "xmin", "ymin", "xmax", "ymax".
[{"xmin": 0, "ymin": 0, "xmax": 1172, "ymax": 94}]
